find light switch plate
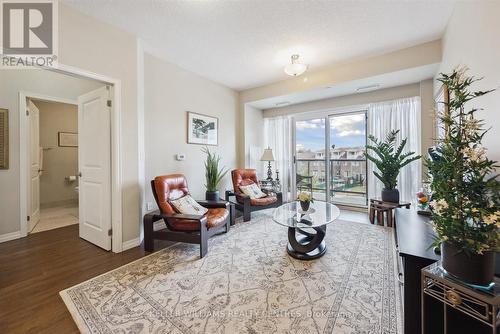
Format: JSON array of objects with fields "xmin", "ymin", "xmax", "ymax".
[{"xmin": 176, "ymin": 153, "xmax": 186, "ymax": 161}]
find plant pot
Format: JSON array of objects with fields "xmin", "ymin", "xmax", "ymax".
[
  {"xmin": 205, "ymin": 191, "xmax": 219, "ymax": 201},
  {"xmin": 300, "ymin": 200, "xmax": 310, "ymax": 212},
  {"xmin": 381, "ymin": 188, "xmax": 399, "ymax": 202},
  {"xmin": 441, "ymin": 242, "xmax": 495, "ymax": 286}
]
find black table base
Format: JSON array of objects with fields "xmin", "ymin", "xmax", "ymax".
[{"xmin": 287, "ymin": 226, "xmax": 326, "ymax": 260}]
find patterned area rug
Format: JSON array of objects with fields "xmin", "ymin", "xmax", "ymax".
[{"xmin": 60, "ymin": 210, "xmax": 401, "ymax": 334}]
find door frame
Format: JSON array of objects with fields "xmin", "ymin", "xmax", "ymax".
[
  {"xmin": 291, "ymin": 105, "xmax": 369, "ymax": 207},
  {"xmin": 18, "ymin": 63, "xmax": 123, "ymax": 253}
]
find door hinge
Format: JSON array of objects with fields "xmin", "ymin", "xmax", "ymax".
[
  {"xmin": 27, "ymin": 215, "xmax": 30, "ymax": 221},
  {"xmin": 26, "ymin": 109, "xmax": 29, "ymax": 116},
  {"xmin": 107, "ymin": 100, "xmax": 112, "ymax": 107},
  {"xmin": 108, "ymin": 228, "xmax": 112, "ymax": 236}
]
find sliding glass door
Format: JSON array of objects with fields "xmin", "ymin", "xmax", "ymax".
[
  {"xmin": 293, "ymin": 111, "xmax": 368, "ymax": 207},
  {"xmin": 328, "ymin": 112, "xmax": 367, "ymax": 206},
  {"xmin": 295, "ymin": 118, "xmax": 326, "ymax": 201}
]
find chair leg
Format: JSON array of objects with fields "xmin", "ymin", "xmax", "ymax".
[
  {"xmin": 369, "ymin": 206, "xmax": 375, "ymax": 224},
  {"xmin": 243, "ymin": 197, "xmax": 251, "ymax": 222},
  {"xmin": 377, "ymin": 210, "xmax": 384, "ymax": 226},
  {"xmin": 200, "ymin": 227, "xmax": 208, "ymax": 258},
  {"xmin": 243, "ymin": 210, "xmax": 251, "ymax": 222},
  {"xmin": 143, "ymin": 215, "xmax": 154, "ymax": 252},
  {"xmin": 229, "ymin": 204, "xmax": 236, "ymax": 226},
  {"xmin": 225, "ymin": 216, "xmax": 230, "ymax": 233}
]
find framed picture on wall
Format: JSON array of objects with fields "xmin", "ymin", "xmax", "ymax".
[
  {"xmin": 58, "ymin": 132, "xmax": 78, "ymax": 147},
  {"xmin": 435, "ymin": 84, "xmax": 449, "ymax": 140},
  {"xmin": 187, "ymin": 112, "xmax": 218, "ymax": 146},
  {"xmin": 0, "ymin": 108, "xmax": 8, "ymax": 169}
]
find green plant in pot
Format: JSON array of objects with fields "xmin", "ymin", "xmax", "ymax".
[
  {"xmin": 365, "ymin": 130, "xmax": 421, "ymax": 202},
  {"xmin": 202, "ymin": 147, "xmax": 228, "ymax": 201},
  {"xmin": 427, "ymin": 68, "xmax": 500, "ymax": 286}
]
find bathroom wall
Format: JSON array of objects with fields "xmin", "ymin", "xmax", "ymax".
[{"xmin": 35, "ymin": 100, "xmax": 79, "ymax": 207}]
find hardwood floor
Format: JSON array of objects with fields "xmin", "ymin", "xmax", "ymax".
[{"xmin": 0, "ymin": 225, "xmax": 171, "ymax": 334}]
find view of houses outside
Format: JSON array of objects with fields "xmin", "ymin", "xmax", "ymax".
[{"xmin": 296, "ymin": 113, "xmax": 367, "ymax": 205}]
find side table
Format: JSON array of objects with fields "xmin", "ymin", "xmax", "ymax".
[
  {"xmin": 422, "ymin": 262, "xmax": 500, "ymax": 334},
  {"xmin": 369, "ymin": 198, "xmax": 411, "ymax": 227}
]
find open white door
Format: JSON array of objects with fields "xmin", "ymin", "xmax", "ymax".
[
  {"xmin": 78, "ymin": 87, "xmax": 112, "ymax": 250},
  {"xmin": 28, "ymin": 100, "xmax": 40, "ymax": 232}
]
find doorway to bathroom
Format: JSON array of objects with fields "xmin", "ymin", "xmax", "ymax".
[
  {"xmin": 27, "ymin": 98, "xmax": 80, "ymax": 234},
  {"xmin": 20, "ymin": 77, "xmax": 114, "ymax": 250}
]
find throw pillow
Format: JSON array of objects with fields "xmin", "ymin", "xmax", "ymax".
[
  {"xmin": 170, "ymin": 195, "xmax": 208, "ymax": 216},
  {"xmin": 239, "ymin": 183, "xmax": 267, "ymax": 199}
]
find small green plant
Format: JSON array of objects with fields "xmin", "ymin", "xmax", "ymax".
[
  {"xmin": 202, "ymin": 147, "xmax": 228, "ymax": 192},
  {"xmin": 428, "ymin": 68, "xmax": 500, "ymax": 255},
  {"xmin": 364, "ymin": 130, "xmax": 421, "ymax": 190}
]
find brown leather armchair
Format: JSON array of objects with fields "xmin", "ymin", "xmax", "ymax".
[
  {"xmin": 143, "ymin": 174, "xmax": 230, "ymax": 258},
  {"xmin": 225, "ymin": 169, "xmax": 283, "ymax": 222}
]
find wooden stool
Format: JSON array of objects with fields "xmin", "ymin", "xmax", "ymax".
[{"xmin": 369, "ymin": 198, "xmax": 411, "ymax": 227}]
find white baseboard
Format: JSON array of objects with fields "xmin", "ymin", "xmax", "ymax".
[
  {"xmin": 0, "ymin": 231, "xmax": 22, "ymax": 243},
  {"xmin": 122, "ymin": 237, "xmax": 141, "ymax": 251},
  {"xmin": 121, "ymin": 221, "xmax": 165, "ymax": 252}
]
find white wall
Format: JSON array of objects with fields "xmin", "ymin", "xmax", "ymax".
[
  {"xmin": 144, "ymin": 53, "xmax": 238, "ymax": 208},
  {"xmin": 263, "ymin": 83, "xmax": 420, "ymax": 116},
  {"xmin": 438, "ymin": 1, "xmax": 500, "ymax": 163},
  {"xmin": 58, "ymin": 4, "xmax": 140, "ymax": 243},
  {"xmin": 0, "ymin": 69, "xmax": 102, "ymax": 235},
  {"xmin": 36, "ymin": 100, "xmax": 79, "ymax": 206},
  {"xmin": 244, "ymin": 105, "xmax": 264, "ymax": 176}
]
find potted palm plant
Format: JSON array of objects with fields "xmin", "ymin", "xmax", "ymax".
[
  {"xmin": 365, "ymin": 130, "xmax": 421, "ymax": 202},
  {"xmin": 428, "ymin": 68, "xmax": 499, "ymax": 286},
  {"xmin": 202, "ymin": 147, "xmax": 228, "ymax": 201}
]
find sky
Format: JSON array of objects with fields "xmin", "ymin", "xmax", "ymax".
[{"xmin": 296, "ymin": 114, "xmax": 366, "ymax": 152}]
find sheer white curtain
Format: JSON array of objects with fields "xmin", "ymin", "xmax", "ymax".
[
  {"xmin": 248, "ymin": 145, "xmax": 264, "ymax": 178},
  {"xmin": 367, "ymin": 97, "xmax": 422, "ymax": 203},
  {"xmin": 264, "ymin": 116, "xmax": 293, "ymax": 201}
]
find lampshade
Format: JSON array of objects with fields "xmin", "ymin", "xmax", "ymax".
[
  {"xmin": 284, "ymin": 54, "xmax": 308, "ymax": 77},
  {"xmin": 260, "ymin": 148, "xmax": 275, "ymax": 161}
]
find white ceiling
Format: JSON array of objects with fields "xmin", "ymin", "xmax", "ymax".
[
  {"xmin": 63, "ymin": 0, "xmax": 456, "ymax": 91},
  {"xmin": 248, "ymin": 63, "xmax": 440, "ymax": 110}
]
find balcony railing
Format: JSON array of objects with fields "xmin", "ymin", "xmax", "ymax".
[{"xmin": 296, "ymin": 158, "xmax": 367, "ymax": 205}]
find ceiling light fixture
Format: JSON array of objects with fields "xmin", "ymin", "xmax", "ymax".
[{"xmin": 284, "ymin": 54, "xmax": 308, "ymax": 77}]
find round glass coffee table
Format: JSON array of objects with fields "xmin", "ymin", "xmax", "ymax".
[{"xmin": 272, "ymin": 201, "xmax": 340, "ymax": 260}]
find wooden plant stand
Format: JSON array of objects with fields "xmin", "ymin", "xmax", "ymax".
[{"xmin": 369, "ymin": 198, "xmax": 411, "ymax": 227}]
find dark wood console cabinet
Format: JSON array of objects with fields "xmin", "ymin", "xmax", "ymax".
[{"xmin": 394, "ymin": 208, "xmax": 440, "ymax": 334}]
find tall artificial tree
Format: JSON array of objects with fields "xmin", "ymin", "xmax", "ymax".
[{"xmin": 428, "ymin": 68, "xmax": 500, "ymax": 256}]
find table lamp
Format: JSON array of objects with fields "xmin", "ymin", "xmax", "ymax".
[{"xmin": 260, "ymin": 147, "xmax": 275, "ymax": 181}]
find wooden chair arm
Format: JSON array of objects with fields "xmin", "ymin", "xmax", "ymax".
[
  {"xmin": 161, "ymin": 212, "xmax": 207, "ymax": 222},
  {"xmin": 225, "ymin": 190, "xmax": 250, "ymax": 200},
  {"xmin": 197, "ymin": 200, "xmax": 229, "ymax": 209}
]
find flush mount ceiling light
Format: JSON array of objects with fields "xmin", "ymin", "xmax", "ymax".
[{"xmin": 284, "ymin": 54, "xmax": 308, "ymax": 77}]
